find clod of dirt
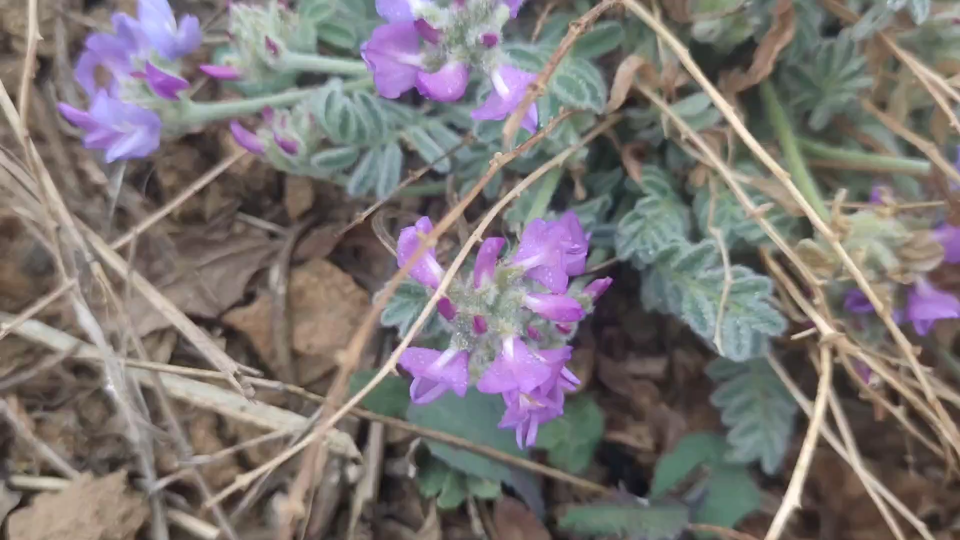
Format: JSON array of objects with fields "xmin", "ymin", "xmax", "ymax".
[
  {"xmin": 8, "ymin": 472, "xmax": 148, "ymax": 540},
  {"xmin": 224, "ymin": 257, "xmax": 369, "ymax": 385}
]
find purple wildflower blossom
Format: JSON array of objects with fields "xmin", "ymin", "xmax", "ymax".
[
  {"xmin": 199, "ymin": 64, "xmax": 242, "ymax": 80},
  {"xmin": 414, "ymin": 18, "xmax": 442, "ymax": 44},
  {"xmin": 376, "ymin": 0, "xmax": 430, "ymax": 22},
  {"xmin": 523, "ymin": 293, "xmax": 585, "ymax": 322},
  {"xmin": 583, "ymin": 277, "xmax": 613, "ymax": 301},
  {"xmin": 843, "ymin": 288, "xmax": 875, "ymax": 314},
  {"xmin": 907, "ymin": 279, "xmax": 960, "ymax": 336},
  {"xmin": 361, "ymin": 22, "xmax": 424, "ymax": 99},
  {"xmin": 137, "ymin": 0, "xmax": 202, "ymax": 60},
  {"xmin": 416, "ymin": 61, "xmax": 470, "ymax": 102},
  {"xmin": 58, "ymin": 90, "xmax": 162, "ymax": 163},
  {"xmin": 476, "ymin": 337, "xmax": 552, "ymax": 394},
  {"xmin": 537, "ymin": 346, "xmax": 578, "ymax": 391},
  {"xmin": 399, "ymin": 347, "xmax": 470, "ymax": 403},
  {"xmin": 512, "ymin": 212, "xmax": 589, "ymax": 293},
  {"xmin": 526, "ymin": 325, "xmax": 541, "ymax": 341},
  {"xmin": 397, "ymin": 216, "xmax": 446, "ymax": 289},
  {"xmin": 474, "ymin": 237, "xmax": 506, "ymax": 288},
  {"xmin": 480, "ymin": 33, "xmax": 499, "ymax": 48},
  {"xmin": 499, "ymin": 387, "xmax": 563, "ymax": 448},
  {"xmin": 471, "ymin": 65, "xmax": 538, "ymax": 134},
  {"xmin": 273, "ymin": 132, "xmax": 299, "ymax": 155},
  {"xmin": 230, "ymin": 121, "xmax": 265, "ymax": 154},
  {"xmin": 143, "ymin": 62, "xmax": 190, "ymax": 100},
  {"xmin": 503, "ymin": 0, "xmax": 524, "ymax": 18},
  {"xmin": 933, "ymin": 224, "xmax": 960, "ymax": 264}
]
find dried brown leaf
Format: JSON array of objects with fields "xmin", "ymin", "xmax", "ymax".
[
  {"xmin": 621, "ymin": 142, "xmax": 646, "ymax": 187},
  {"xmin": 719, "ymin": 0, "xmax": 796, "ymax": 95},
  {"xmin": 607, "ymin": 55, "xmax": 658, "ymax": 113},
  {"xmin": 8, "ymin": 472, "xmax": 148, "ymax": 540},
  {"xmin": 223, "ymin": 257, "xmax": 369, "ymax": 384},
  {"xmin": 285, "ymin": 176, "xmax": 316, "ymax": 220},
  {"xmin": 494, "ymin": 497, "xmax": 551, "ymax": 540},
  {"xmin": 126, "ymin": 231, "xmax": 280, "ymax": 336}
]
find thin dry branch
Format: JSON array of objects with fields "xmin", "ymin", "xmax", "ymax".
[
  {"xmin": 763, "ymin": 344, "xmax": 833, "ymax": 540},
  {"xmin": 501, "ymin": 0, "xmax": 619, "ymax": 144},
  {"xmin": 17, "ymin": 0, "xmax": 41, "ymax": 137},
  {"xmin": 621, "ymin": 0, "xmax": 960, "ymax": 459},
  {"xmin": 0, "ymin": 398, "xmax": 80, "ymax": 480}
]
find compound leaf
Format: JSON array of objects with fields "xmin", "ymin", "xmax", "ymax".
[{"xmin": 535, "ymin": 395, "xmax": 605, "ymax": 474}]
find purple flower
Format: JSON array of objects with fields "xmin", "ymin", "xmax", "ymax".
[
  {"xmin": 907, "ymin": 279, "xmax": 960, "ymax": 336},
  {"xmin": 137, "ymin": 0, "xmax": 202, "ymax": 60},
  {"xmin": 474, "ymin": 237, "xmax": 505, "ymax": 288},
  {"xmin": 399, "ymin": 347, "xmax": 470, "ymax": 403},
  {"xmin": 476, "ymin": 337, "xmax": 552, "ymax": 394},
  {"xmin": 416, "ymin": 61, "xmax": 470, "ymax": 102},
  {"xmin": 199, "ymin": 64, "xmax": 242, "ymax": 80},
  {"xmin": 361, "ymin": 22, "xmax": 424, "ymax": 99},
  {"xmin": 142, "ymin": 62, "xmax": 189, "ymax": 100},
  {"xmin": 376, "ymin": 0, "xmax": 430, "ymax": 22},
  {"xmin": 273, "ymin": 132, "xmax": 299, "ymax": 155},
  {"xmin": 58, "ymin": 90, "xmax": 161, "ymax": 162},
  {"xmin": 499, "ymin": 387, "xmax": 563, "ymax": 448},
  {"xmin": 480, "ymin": 33, "xmax": 499, "ymax": 48},
  {"xmin": 513, "ymin": 213, "xmax": 589, "ymax": 293},
  {"xmin": 230, "ymin": 121, "xmax": 265, "ymax": 155},
  {"xmin": 933, "ymin": 224, "xmax": 960, "ymax": 264},
  {"xmin": 473, "ymin": 315, "xmax": 488, "ymax": 334},
  {"xmin": 526, "ymin": 325, "xmax": 541, "ymax": 341},
  {"xmin": 503, "ymin": 0, "xmax": 524, "ymax": 18},
  {"xmin": 844, "ymin": 288, "xmax": 875, "ymax": 314},
  {"xmin": 437, "ymin": 297, "xmax": 457, "ymax": 321},
  {"xmin": 414, "ymin": 18, "xmax": 442, "ymax": 44},
  {"xmin": 523, "ymin": 293, "xmax": 585, "ymax": 322},
  {"xmin": 397, "ymin": 216, "xmax": 446, "ymax": 289},
  {"xmin": 583, "ymin": 277, "xmax": 613, "ymax": 301},
  {"xmin": 471, "ymin": 65, "xmax": 538, "ymax": 134},
  {"xmin": 537, "ymin": 346, "xmax": 578, "ymax": 392},
  {"xmin": 74, "ymin": 15, "xmax": 146, "ymax": 97}
]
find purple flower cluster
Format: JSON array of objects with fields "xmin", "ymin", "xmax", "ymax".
[
  {"xmin": 395, "ymin": 212, "xmax": 611, "ymax": 448},
  {"xmin": 363, "ymin": 0, "xmax": 539, "ymax": 134},
  {"xmin": 58, "ymin": 0, "xmax": 201, "ymax": 162},
  {"xmin": 845, "ymin": 278, "xmax": 960, "ymax": 336}
]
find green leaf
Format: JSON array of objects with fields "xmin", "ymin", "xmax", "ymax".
[
  {"xmin": 347, "ymin": 370, "xmax": 410, "ymax": 419},
  {"xmin": 378, "ymin": 280, "xmax": 444, "ymax": 338},
  {"xmin": 406, "ymin": 389, "xmax": 544, "ymax": 517},
  {"xmin": 640, "ymin": 240, "xmax": 786, "ymax": 361},
  {"xmin": 692, "ymin": 180, "xmax": 800, "ymax": 251},
  {"xmin": 437, "ymin": 470, "xmax": 468, "ymax": 509},
  {"xmin": 572, "ymin": 20, "xmax": 625, "ymax": 59},
  {"xmin": 418, "ymin": 457, "xmax": 452, "ymax": 498},
  {"xmin": 782, "ymin": 32, "xmax": 873, "ymax": 131},
  {"xmin": 309, "ymin": 147, "xmax": 360, "ymax": 175},
  {"xmin": 651, "ymin": 433, "xmax": 760, "ymax": 534},
  {"xmin": 404, "ymin": 125, "xmax": 452, "ymax": 174},
  {"xmin": 466, "ymin": 475, "xmax": 502, "ymax": 500},
  {"xmin": 315, "ymin": 20, "xmax": 358, "ymax": 49},
  {"xmin": 347, "ymin": 147, "xmax": 382, "ymax": 197},
  {"xmin": 617, "ymin": 195, "xmax": 692, "ymax": 268},
  {"xmin": 558, "ymin": 500, "xmax": 690, "ymax": 539},
  {"xmin": 377, "ymin": 141, "xmax": 403, "ymax": 199},
  {"xmin": 535, "ymin": 395, "xmax": 605, "ymax": 474},
  {"xmin": 706, "ymin": 357, "xmax": 798, "ymax": 475},
  {"xmin": 670, "ymin": 93, "xmax": 723, "ymax": 132},
  {"xmin": 553, "ymin": 58, "xmax": 608, "ymax": 112}
]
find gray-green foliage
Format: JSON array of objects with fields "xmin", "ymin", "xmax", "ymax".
[
  {"xmin": 615, "ymin": 165, "xmax": 786, "ymax": 361},
  {"xmin": 558, "ymin": 500, "xmax": 691, "ymax": 540},
  {"xmin": 418, "ymin": 458, "xmax": 502, "ymax": 510},
  {"xmin": 691, "ymin": 174, "xmax": 801, "ymax": 251},
  {"xmin": 651, "ymin": 433, "xmax": 761, "ymax": 535},
  {"xmin": 849, "ymin": 0, "xmax": 931, "ymax": 39},
  {"xmin": 535, "ymin": 394, "xmax": 605, "ymax": 474},
  {"xmin": 297, "ymin": 0, "xmax": 377, "ymax": 49},
  {"xmin": 780, "ymin": 32, "xmax": 874, "ymax": 131},
  {"xmin": 706, "ymin": 357, "xmax": 798, "ymax": 475},
  {"xmin": 379, "ymin": 280, "xmax": 445, "ymax": 338},
  {"xmin": 347, "ymin": 371, "xmax": 410, "ymax": 419}
]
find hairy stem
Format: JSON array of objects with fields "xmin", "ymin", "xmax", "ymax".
[
  {"xmin": 178, "ymin": 78, "xmax": 373, "ymax": 125},
  {"xmin": 758, "ymin": 81, "xmax": 830, "ymax": 220},
  {"xmin": 797, "ymin": 137, "xmax": 931, "ymax": 176},
  {"xmin": 525, "ymin": 167, "xmax": 564, "ymax": 224},
  {"xmin": 278, "ymin": 52, "xmax": 370, "ymax": 75}
]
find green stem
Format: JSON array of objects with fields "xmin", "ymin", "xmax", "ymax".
[
  {"xmin": 179, "ymin": 77, "xmax": 373, "ymax": 125},
  {"xmin": 525, "ymin": 167, "xmax": 564, "ymax": 225},
  {"xmin": 797, "ymin": 137, "xmax": 931, "ymax": 176},
  {"xmin": 397, "ymin": 180, "xmax": 448, "ymax": 197},
  {"xmin": 278, "ymin": 52, "xmax": 370, "ymax": 76},
  {"xmin": 758, "ymin": 80, "xmax": 830, "ymax": 220}
]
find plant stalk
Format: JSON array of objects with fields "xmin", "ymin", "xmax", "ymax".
[
  {"xmin": 797, "ymin": 137, "xmax": 931, "ymax": 176},
  {"xmin": 758, "ymin": 80, "xmax": 830, "ymax": 220},
  {"xmin": 278, "ymin": 52, "xmax": 370, "ymax": 75}
]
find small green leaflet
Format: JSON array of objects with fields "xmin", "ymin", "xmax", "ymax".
[
  {"xmin": 781, "ymin": 31, "xmax": 873, "ymax": 131},
  {"xmin": 692, "ymin": 181, "xmax": 800, "ymax": 251},
  {"xmin": 706, "ymin": 357, "xmax": 798, "ymax": 475},
  {"xmin": 617, "ymin": 195, "xmax": 692, "ymax": 268},
  {"xmin": 571, "ymin": 20, "xmax": 625, "ymax": 59},
  {"xmin": 558, "ymin": 500, "xmax": 690, "ymax": 539},
  {"xmin": 641, "ymin": 240, "xmax": 786, "ymax": 361},
  {"xmin": 418, "ymin": 458, "xmax": 503, "ymax": 510},
  {"xmin": 379, "ymin": 280, "xmax": 444, "ymax": 338},
  {"xmin": 406, "ymin": 389, "xmax": 545, "ymax": 517},
  {"xmin": 347, "ymin": 370, "xmax": 410, "ymax": 419},
  {"xmin": 651, "ymin": 433, "xmax": 761, "ymax": 536},
  {"xmin": 535, "ymin": 394, "xmax": 605, "ymax": 474}
]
